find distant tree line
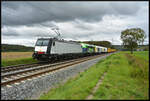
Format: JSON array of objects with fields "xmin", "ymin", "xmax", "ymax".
[
  {"xmin": 78, "ymin": 41, "xmax": 115, "ymax": 49},
  {"xmin": 2, "ymin": 44, "xmax": 34, "ymax": 52}
]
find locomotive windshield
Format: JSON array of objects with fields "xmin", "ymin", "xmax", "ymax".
[{"xmin": 35, "ymin": 39, "xmax": 49, "ymax": 46}]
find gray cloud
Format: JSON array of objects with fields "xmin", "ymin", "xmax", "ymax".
[
  {"xmin": 2, "ymin": 1, "xmax": 143, "ymax": 26},
  {"xmin": 2, "ymin": 1, "xmax": 148, "ymax": 46},
  {"xmin": 109, "ymin": 2, "xmax": 141, "ymax": 15}
]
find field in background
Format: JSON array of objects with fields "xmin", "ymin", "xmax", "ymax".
[
  {"xmin": 2, "ymin": 52, "xmax": 33, "ymax": 60},
  {"xmin": 1, "ymin": 52, "xmax": 37, "ymax": 67},
  {"xmin": 39, "ymin": 51, "xmax": 149, "ymax": 100}
]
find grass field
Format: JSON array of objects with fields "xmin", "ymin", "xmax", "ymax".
[
  {"xmin": 1, "ymin": 52, "xmax": 37, "ymax": 67},
  {"xmin": 39, "ymin": 51, "xmax": 149, "ymax": 100},
  {"xmin": 120, "ymin": 51, "xmax": 149, "ymax": 61},
  {"xmin": 132, "ymin": 51, "xmax": 149, "ymax": 61},
  {"xmin": 93, "ymin": 52, "xmax": 149, "ymax": 99}
]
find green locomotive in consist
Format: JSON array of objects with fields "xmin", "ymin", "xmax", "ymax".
[
  {"xmin": 80, "ymin": 43, "xmax": 107, "ymax": 53},
  {"xmin": 80, "ymin": 43, "xmax": 94, "ymax": 53}
]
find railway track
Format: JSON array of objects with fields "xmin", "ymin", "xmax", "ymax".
[
  {"xmin": 1, "ymin": 62, "xmax": 48, "ymax": 73},
  {"xmin": 1, "ymin": 53, "xmax": 109, "ymax": 87}
]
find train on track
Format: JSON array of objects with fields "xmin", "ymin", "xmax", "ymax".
[{"xmin": 32, "ymin": 37, "xmax": 117, "ymax": 61}]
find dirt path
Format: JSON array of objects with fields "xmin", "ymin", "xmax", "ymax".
[{"xmin": 86, "ymin": 72, "xmax": 107, "ymax": 100}]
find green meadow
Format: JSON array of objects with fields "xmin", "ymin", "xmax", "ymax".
[{"xmin": 39, "ymin": 51, "xmax": 149, "ymax": 100}]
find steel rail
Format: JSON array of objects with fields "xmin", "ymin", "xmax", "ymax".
[
  {"xmin": 2, "ymin": 54, "xmax": 105, "ymax": 78},
  {"xmin": 1, "ymin": 61, "xmax": 47, "ymax": 71},
  {"xmin": 1, "ymin": 53, "xmax": 109, "ymax": 87}
]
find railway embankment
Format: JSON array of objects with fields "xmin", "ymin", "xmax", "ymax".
[
  {"xmin": 39, "ymin": 51, "xmax": 148, "ymax": 100},
  {"xmin": 1, "ymin": 53, "xmax": 112, "ymax": 100}
]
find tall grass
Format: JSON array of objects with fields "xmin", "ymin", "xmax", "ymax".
[
  {"xmin": 93, "ymin": 52, "xmax": 149, "ymax": 99},
  {"xmin": 132, "ymin": 51, "xmax": 149, "ymax": 61},
  {"xmin": 125, "ymin": 53, "xmax": 149, "ymax": 82}
]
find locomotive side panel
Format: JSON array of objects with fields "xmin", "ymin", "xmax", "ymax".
[{"xmin": 50, "ymin": 41, "xmax": 82, "ymax": 54}]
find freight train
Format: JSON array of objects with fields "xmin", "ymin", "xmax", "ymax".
[{"xmin": 32, "ymin": 37, "xmax": 117, "ymax": 61}]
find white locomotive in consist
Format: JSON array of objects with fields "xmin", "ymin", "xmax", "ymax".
[
  {"xmin": 33, "ymin": 38, "xmax": 84, "ymax": 61},
  {"xmin": 32, "ymin": 37, "xmax": 112, "ymax": 61}
]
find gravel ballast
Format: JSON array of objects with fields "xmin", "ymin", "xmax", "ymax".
[{"xmin": 1, "ymin": 53, "xmax": 112, "ymax": 100}]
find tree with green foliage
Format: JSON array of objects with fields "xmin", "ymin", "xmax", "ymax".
[{"xmin": 121, "ymin": 28, "xmax": 146, "ymax": 54}]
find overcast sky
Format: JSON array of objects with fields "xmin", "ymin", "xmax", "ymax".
[{"xmin": 2, "ymin": 1, "xmax": 149, "ymax": 46}]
